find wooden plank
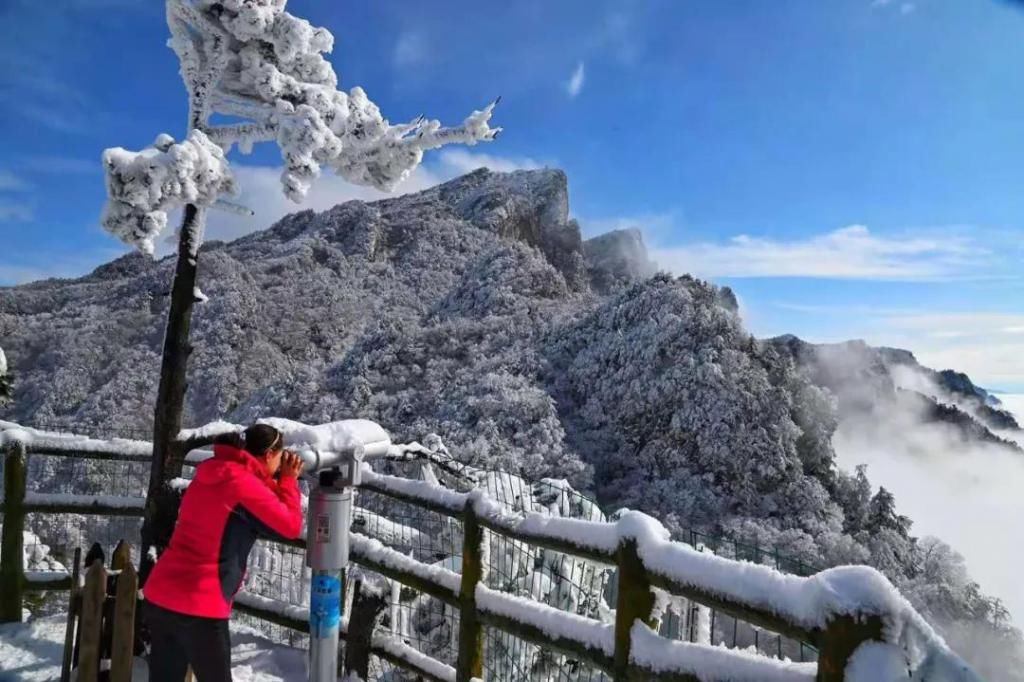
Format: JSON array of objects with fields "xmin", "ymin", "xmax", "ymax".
[
  {"xmin": 644, "ymin": 570, "xmax": 820, "ymax": 647},
  {"xmin": 22, "ymin": 501, "xmax": 146, "ymax": 517},
  {"xmin": 477, "ymin": 515, "xmax": 617, "ymax": 565},
  {"xmin": 358, "ymin": 478, "xmax": 466, "ymax": 518},
  {"xmin": 351, "ymin": 551, "xmax": 460, "ymax": 607},
  {"xmin": 233, "ymin": 598, "xmax": 311, "ymax": 634},
  {"xmin": 110, "ymin": 562, "xmax": 138, "ymax": 682},
  {"xmin": 60, "ymin": 548, "xmax": 82, "ymax": 682},
  {"xmin": 369, "ymin": 644, "xmax": 452, "ymax": 682},
  {"xmin": 25, "ymin": 575, "xmax": 74, "ymax": 591},
  {"xmin": 476, "ymin": 606, "xmax": 614, "ymax": 673},
  {"xmin": 27, "ymin": 449, "xmax": 151, "ymax": 463},
  {"xmin": 0, "ymin": 441, "xmax": 27, "ymax": 623},
  {"xmin": 77, "ymin": 561, "xmax": 107, "ymax": 682}
]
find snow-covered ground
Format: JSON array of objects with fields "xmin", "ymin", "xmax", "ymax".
[{"xmin": 0, "ymin": 616, "xmax": 307, "ymax": 682}]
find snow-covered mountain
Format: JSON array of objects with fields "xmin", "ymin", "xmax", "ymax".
[
  {"xmin": 769, "ymin": 335, "xmax": 1022, "ymax": 451},
  {"xmin": 1, "ymin": 168, "xmax": 1022, "ymax": 676}
]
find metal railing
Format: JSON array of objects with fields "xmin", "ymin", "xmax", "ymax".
[{"xmin": 1, "ymin": 425, "xmax": 945, "ymax": 682}]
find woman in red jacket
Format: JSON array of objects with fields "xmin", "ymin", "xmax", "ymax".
[{"xmin": 143, "ymin": 424, "xmax": 305, "ymax": 682}]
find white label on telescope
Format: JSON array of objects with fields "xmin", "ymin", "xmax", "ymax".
[{"xmin": 316, "ymin": 513, "xmax": 331, "ymax": 542}]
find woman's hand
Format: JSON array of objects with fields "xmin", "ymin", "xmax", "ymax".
[{"xmin": 279, "ymin": 450, "xmax": 305, "ymax": 479}]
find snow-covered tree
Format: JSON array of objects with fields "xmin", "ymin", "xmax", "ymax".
[
  {"xmin": 100, "ymin": 0, "xmax": 501, "ymax": 576},
  {"xmin": 0, "ymin": 346, "xmax": 12, "ymax": 407}
]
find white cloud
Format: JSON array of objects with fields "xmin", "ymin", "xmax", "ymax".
[
  {"xmin": 866, "ymin": 312, "xmax": 1024, "ymax": 387},
  {"xmin": 769, "ymin": 303, "xmax": 1024, "ymax": 388},
  {"xmin": 652, "ymin": 225, "xmax": 989, "ymax": 281},
  {"xmin": 393, "ymin": 31, "xmax": 428, "ymax": 68},
  {"xmin": 0, "ymin": 170, "xmax": 30, "ymax": 191},
  {"xmin": 566, "ymin": 62, "xmax": 585, "ymax": 98}
]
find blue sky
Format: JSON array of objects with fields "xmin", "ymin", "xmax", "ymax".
[{"xmin": 1, "ymin": 0, "xmax": 1022, "ymax": 389}]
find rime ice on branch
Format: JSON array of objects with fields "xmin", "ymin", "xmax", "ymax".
[{"xmin": 100, "ymin": 0, "xmax": 501, "ymax": 255}]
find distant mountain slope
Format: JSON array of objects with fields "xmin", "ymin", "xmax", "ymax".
[
  {"xmin": 769, "ymin": 335, "xmax": 1021, "ymax": 452},
  {"xmin": 2, "ymin": 168, "xmax": 1021, "ymax": 675}
]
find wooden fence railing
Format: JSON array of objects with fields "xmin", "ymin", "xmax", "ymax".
[{"xmin": 1, "ymin": 430, "xmax": 936, "ymax": 682}]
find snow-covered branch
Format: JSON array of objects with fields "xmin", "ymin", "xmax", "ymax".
[
  {"xmin": 101, "ymin": 130, "xmax": 235, "ymax": 255},
  {"xmin": 101, "ymin": 0, "xmax": 500, "ymax": 257}
]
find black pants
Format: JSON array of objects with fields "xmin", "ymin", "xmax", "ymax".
[{"xmin": 144, "ymin": 602, "xmax": 232, "ymax": 682}]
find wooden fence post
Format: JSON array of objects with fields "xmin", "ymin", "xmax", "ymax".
[
  {"xmin": 78, "ymin": 560, "xmax": 108, "ymax": 682},
  {"xmin": 110, "ymin": 561, "xmax": 139, "ymax": 682},
  {"xmin": 60, "ymin": 547, "xmax": 82, "ymax": 682},
  {"xmin": 455, "ymin": 500, "xmax": 485, "ymax": 682},
  {"xmin": 101, "ymin": 541, "xmax": 132, "ymax": 672},
  {"xmin": 0, "ymin": 439, "xmax": 27, "ymax": 623},
  {"xmin": 613, "ymin": 539, "xmax": 656, "ymax": 682},
  {"xmin": 815, "ymin": 614, "xmax": 884, "ymax": 682},
  {"xmin": 343, "ymin": 578, "xmax": 388, "ymax": 680}
]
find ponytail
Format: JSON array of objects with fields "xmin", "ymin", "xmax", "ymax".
[{"xmin": 214, "ymin": 431, "xmax": 244, "ymax": 448}]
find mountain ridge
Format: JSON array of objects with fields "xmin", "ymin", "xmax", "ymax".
[{"xmin": 2, "ymin": 168, "xmax": 1022, "ymax": 675}]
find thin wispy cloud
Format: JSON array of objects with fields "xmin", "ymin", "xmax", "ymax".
[
  {"xmin": 872, "ymin": 0, "xmax": 917, "ymax": 14},
  {"xmin": 566, "ymin": 62, "xmax": 585, "ymax": 98},
  {"xmin": 0, "ymin": 170, "xmax": 30, "ymax": 191},
  {"xmin": 652, "ymin": 225, "xmax": 989, "ymax": 281},
  {"xmin": 393, "ymin": 30, "xmax": 428, "ymax": 68}
]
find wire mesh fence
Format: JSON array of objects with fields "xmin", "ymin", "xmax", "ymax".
[{"xmin": 3, "ymin": 421, "xmax": 824, "ymax": 678}]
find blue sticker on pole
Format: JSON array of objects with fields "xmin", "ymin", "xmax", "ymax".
[{"xmin": 309, "ymin": 575, "xmax": 342, "ymax": 638}]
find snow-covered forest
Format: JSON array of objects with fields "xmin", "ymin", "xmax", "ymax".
[{"xmin": 2, "ymin": 166, "xmax": 1022, "ymax": 677}]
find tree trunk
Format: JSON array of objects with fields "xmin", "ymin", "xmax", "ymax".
[{"xmin": 140, "ymin": 203, "xmax": 205, "ymax": 584}]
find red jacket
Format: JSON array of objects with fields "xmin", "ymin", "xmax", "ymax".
[{"xmin": 143, "ymin": 444, "xmax": 303, "ymax": 619}]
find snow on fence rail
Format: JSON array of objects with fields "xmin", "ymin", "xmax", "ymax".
[{"xmin": 0, "ymin": 426, "xmax": 980, "ymax": 681}]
